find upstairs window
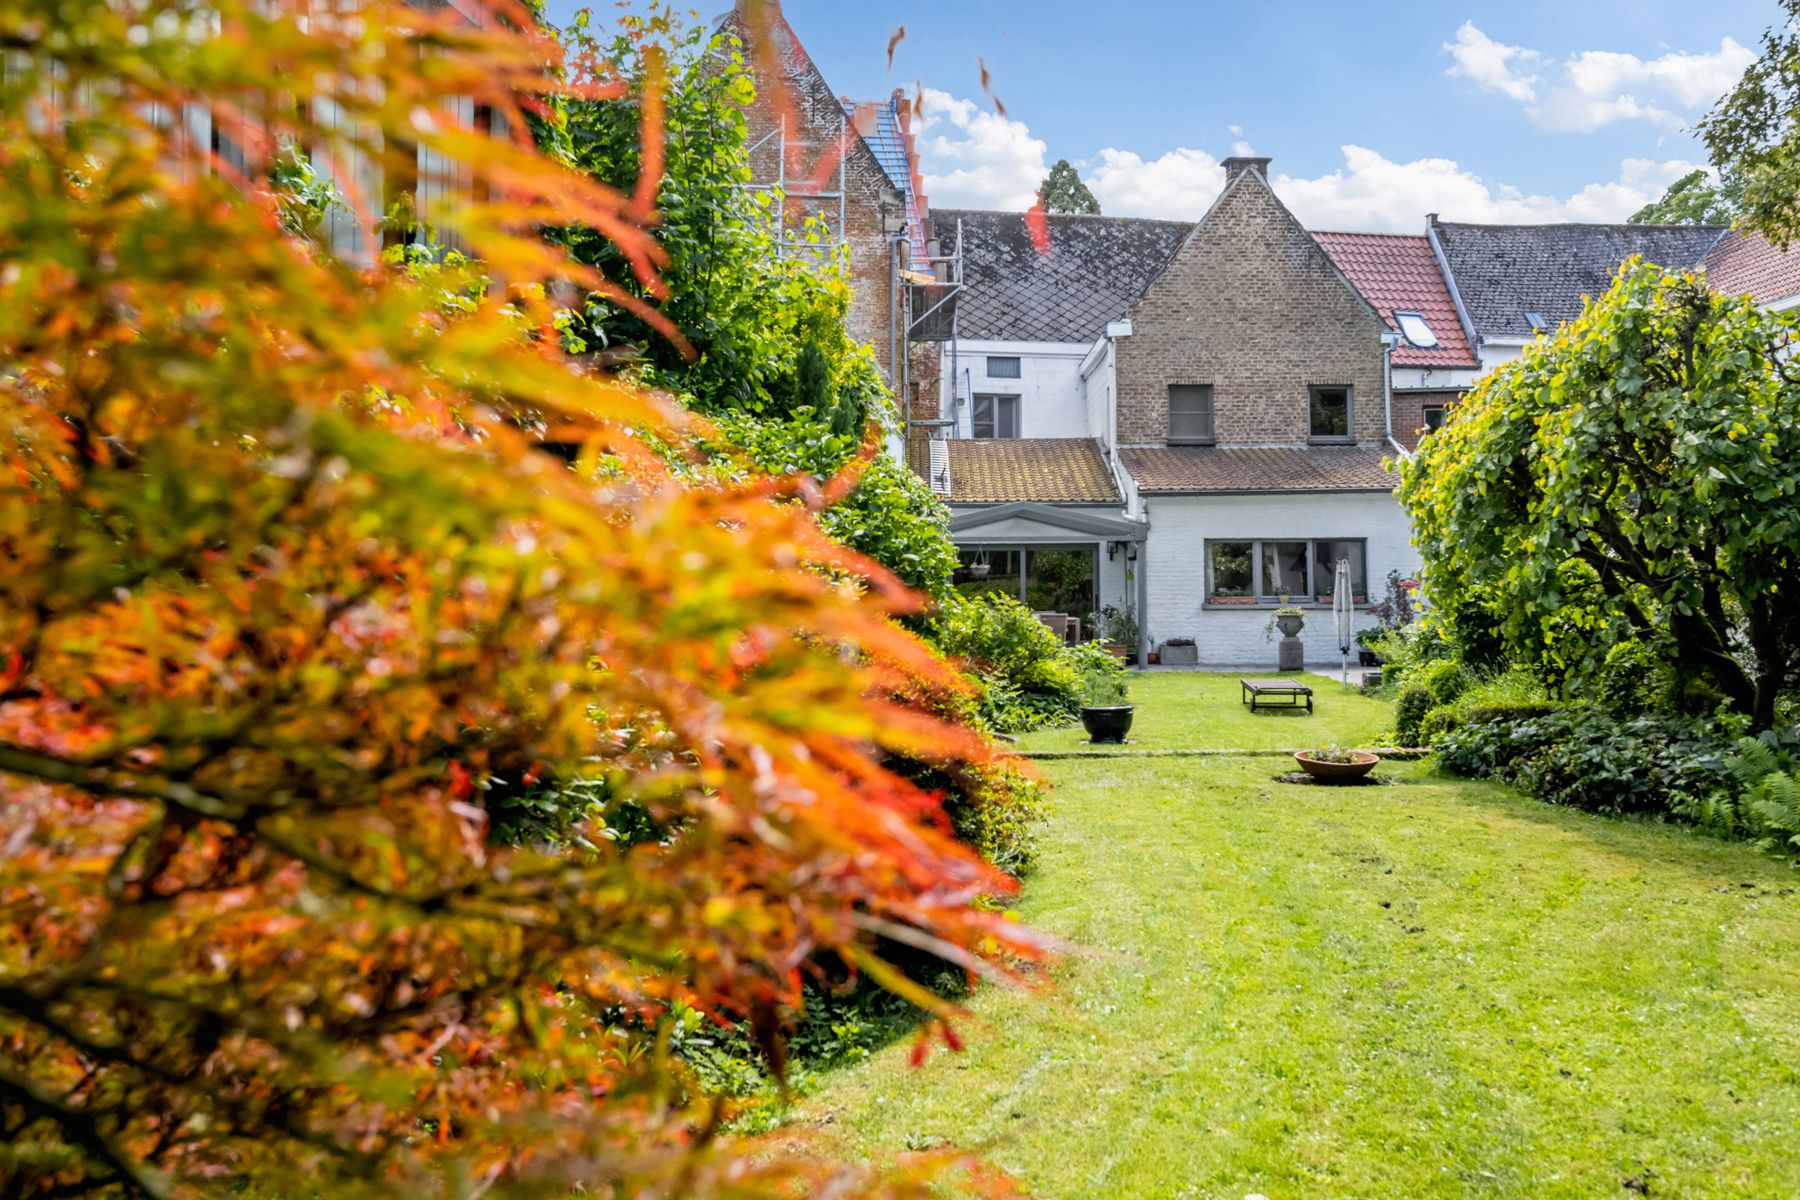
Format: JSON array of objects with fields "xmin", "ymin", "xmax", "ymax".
[
  {"xmin": 986, "ymin": 356, "xmax": 1022, "ymax": 378},
  {"xmin": 1309, "ymin": 385, "xmax": 1352, "ymax": 442},
  {"xmin": 971, "ymin": 393, "xmax": 1019, "ymax": 439},
  {"xmin": 1168, "ymin": 384, "xmax": 1215, "ymax": 444},
  {"xmin": 1394, "ymin": 311, "xmax": 1438, "ymax": 348},
  {"xmin": 1422, "ymin": 404, "xmax": 1447, "ymax": 433}
]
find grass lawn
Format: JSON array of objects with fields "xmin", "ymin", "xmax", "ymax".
[
  {"xmin": 1013, "ymin": 670, "xmax": 1393, "ymax": 755},
  {"xmin": 795, "ymin": 755, "xmax": 1800, "ymax": 1198}
]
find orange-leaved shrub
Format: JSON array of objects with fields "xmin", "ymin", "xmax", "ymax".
[{"xmin": 0, "ymin": 1, "xmax": 1042, "ymax": 1195}]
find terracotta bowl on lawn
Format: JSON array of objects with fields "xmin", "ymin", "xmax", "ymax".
[{"xmin": 1292, "ymin": 750, "xmax": 1380, "ymax": 782}]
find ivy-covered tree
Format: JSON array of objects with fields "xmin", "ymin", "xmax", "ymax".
[
  {"xmin": 0, "ymin": 0, "xmax": 1042, "ymax": 1195},
  {"xmin": 1628, "ymin": 167, "xmax": 1742, "ymax": 225},
  {"xmin": 1701, "ymin": 0, "xmax": 1800, "ymax": 245},
  {"xmin": 1038, "ymin": 159, "xmax": 1100, "ymax": 215},
  {"xmin": 1398, "ymin": 261, "xmax": 1800, "ymax": 729},
  {"xmin": 539, "ymin": 8, "xmax": 960, "ymax": 598}
]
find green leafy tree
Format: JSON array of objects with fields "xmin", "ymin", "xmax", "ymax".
[
  {"xmin": 1038, "ymin": 158, "xmax": 1100, "ymax": 215},
  {"xmin": 539, "ymin": 8, "xmax": 961, "ymax": 598},
  {"xmin": 1628, "ymin": 167, "xmax": 1742, "ymax": 225},
  {"xmin": 1700, "ymin": 0, "xmax": 1800, "ymax": 245},
  {"xmin": 1398, "ymin": 261, "xmax": 1800, "ymax": 729}
]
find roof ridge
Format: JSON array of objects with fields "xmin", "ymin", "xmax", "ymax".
[
  {"xmin": 1310, "ymin": 229, "xmax": 1428, "ymax": 240},
  {"xmin": 1436, "ymin": 220, "xmax": 1730, "ymax": 233},
  {"xmin": 932, "ymin": 206, "xmax": 1195, "ymax": 226}
]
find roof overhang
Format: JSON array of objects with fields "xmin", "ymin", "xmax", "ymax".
[
  {"xmin": 1138, "ymin": 486, "xmax": 1395, "ymax": 498},
  {"xmin": 948, "ymin": 501, "xmax": 1146, "ymax": 540}
]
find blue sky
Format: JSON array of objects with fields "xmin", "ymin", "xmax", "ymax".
[{"xmin": 557, "ymin": 1, "xmax": 1780, "ymax": 231}]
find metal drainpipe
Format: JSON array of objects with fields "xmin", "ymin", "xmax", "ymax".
[
  {"xmin": 1382, "ymin": 335, "xmax": 1408, "ymax": 458},
  {"xmin": 890, "ymin": 236, "xmax": 903, "ymax": 432},
  {"xmin": 948, "ymin": 287, "xmax": 960, "ymax": 439}
]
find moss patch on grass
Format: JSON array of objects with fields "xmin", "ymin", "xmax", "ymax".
[{"xmin": 795, "ymin": 757, "xmax": 1800, "ymax": 1198}]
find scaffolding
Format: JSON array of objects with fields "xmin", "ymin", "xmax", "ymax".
[
  {"xmin": 901, "ymin": 216, "xmax": 964, "ymax": 441},
  {"xmin": 742, "ymin": 115, "xmax": 847, "ymax": 259},
  {"xmin": 742, "ymin": 113, "xmax": 963, "ymax": 439}
]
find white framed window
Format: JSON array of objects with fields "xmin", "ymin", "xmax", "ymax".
[
  {"xmin": 1309, "ymin": 385, "xmax": 1352, "ymax": 442},
  {"xmin": 1422, "ymin": 404, "xmax": 1447, "ymax": 433},
  {"xmin": 1394, "ymin": 311, "xmax": 1438, "ymax": 348},
  {"xmin": 986, "ymin": 356, "xmax": 1022, "ymax": 379},
  {"xmin": 971, "ymin": 393, "xmax": 1020, "ymax": 439},
  {"xmin": 1205, "ymin": 538, "xmax": 1367, "ymax": 604},
  {"xmin": 1168, "ymin": 384, "xmax": 1215, "ymax": 444}
]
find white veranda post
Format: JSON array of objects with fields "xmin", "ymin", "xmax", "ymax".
[{"xmin": 1333, "ymin": 557, "xmax": 1354, "ymax": 691}]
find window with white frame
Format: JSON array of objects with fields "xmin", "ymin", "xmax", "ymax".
[
  {"xmin": 1168, "ymin": 384, "xmax": 1215, "ymax": 444},
  {"xmin": 971, "ymin": 393, "xmax": 1020, "ymax": 439},
  {"xmin": 1205, "ymin": 538, "xmax": 1367, "ymax": 604},
  {"xmin": 1421, "ymin": 404, "xmax": 1447, "ymax": 433},
  {"xmin": 986, "ymin": 356, "xmax": 1022, "ymax": 378},
  {"xmin": 1394, "ymin": 311, "xmax": 1438, "ymax": 348}
]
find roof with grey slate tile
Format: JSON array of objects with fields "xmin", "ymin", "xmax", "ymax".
[
  {"xmin": 1432, "ymin": 220, "xmax": 1726, "ymax": 341},
  {"xmin": 1120, "ymin": 446, "xmax": 1398, "ymax": 494},
  {"xmin": 933, "ymin": 209, "xmax": 1193, "ymax": 343}
]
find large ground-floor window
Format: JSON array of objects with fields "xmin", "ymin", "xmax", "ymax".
[
  {"xmin": 1204, "ymin": 538, "xmax": 1366, "ymax": 605},
  {"xmin": 955, "ymin": 544, "xmax": 1097, "ymax": 617}
]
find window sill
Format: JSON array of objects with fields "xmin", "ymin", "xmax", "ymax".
[
  {"xmin": 1203, "ymin": 600, "xmax": 1372, "ymax": 611},
  {"xmin": 1307, "ymin": 437, "xmax": 1356, "ymax": 446},
  {"xmin": 1166, "ymin": 439, "xmax": 1216, "ymax": 447}
]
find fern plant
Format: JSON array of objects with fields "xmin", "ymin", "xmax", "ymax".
[{"xmin": 1724, "ymin": 735, "xmax": 1800, "ymax": 852}]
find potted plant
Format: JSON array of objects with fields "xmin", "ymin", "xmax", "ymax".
[
  {"xmin": 1078, "ymin": 664, "xmax": 1133, "ymax": 744},
  {"xmin": 1293, "ymin": 743, "xmax": 1380, "ymax": 782},
  {"xmin": 1158, "ymin": 636, "xmax": 1198, "ymax": 666},
  {"xmin": 1267, "ymin": 605, "xmax": 1305, "ymax": 639},
  {"xmin": 1354, "ymin": 626, "xmax": 1385, "ymax": 667},
  {"xmin": 1088, "ymin": 606, "xmax": 1140, "ymax": 664}
]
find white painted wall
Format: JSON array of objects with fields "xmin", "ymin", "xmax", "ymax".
[
  {"xmin": 1391, "ymin": 364, "xmax": 1482, "ymax": 392},
  {"xmin": 938, "ymin": 340, "xmax": 1092, "ymax": 439},
  {"xmin": 1140, "ymin": 490, "xmax": 1417, "ymax": 666}
]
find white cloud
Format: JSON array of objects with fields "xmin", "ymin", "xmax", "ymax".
[
  {"xmin": 1270, "ymin": 146, "xmax": 1703, "ymax": 231},
  {"xmin": 914, "ymin": 87, "xmax": 1046, "ymax": 210},
  {"xmin": 1444, "ymin": 21, "xmax": 1541, "ymax": 103},
  {"xmin": 1444, "ymin": 22, "xmax": 1754, "ymax": 132},
  {"xmin": 914, "ymin": 91, "xmax": 1702, "ymax": 232},
  {"xmin": 1085, "ymin": 147, "xmax": 1225, "ymax": 217}
]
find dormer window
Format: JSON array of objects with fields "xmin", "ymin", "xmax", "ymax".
[
  {"xmin": 1523, "ymin": 311, "xmax": 1547, "ymax": 333},
  {"xmin": 1394, "ymin": 311, "xmax": 1438, "ymax": 348}
]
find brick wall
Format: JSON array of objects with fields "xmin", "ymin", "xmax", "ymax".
[
  {"xmin": 1115, "ymin": 166, "xmax": 1389, "ymax": 447},
  {"xmin": 724, "ymin": 7, "xmax": 905, "ymax": 383},
  {"xmin": 1392, "ymin": 389, "xmax": 1463, "ymax": 451}
]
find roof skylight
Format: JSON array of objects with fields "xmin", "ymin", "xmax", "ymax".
[
  {"xmin": 1394, "ymin": 311, "xmax": 1438, "ymax": 348},
  {"xmin": 1523, "ymin": 311, "xmax": 1547, "ymax": 332}
]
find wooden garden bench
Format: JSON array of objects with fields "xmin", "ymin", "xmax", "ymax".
[{"xmin": 1240, "ymin": 678, "xmax": 1314, "ymax": 714}]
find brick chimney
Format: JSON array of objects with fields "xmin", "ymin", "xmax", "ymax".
[{"xmin": 1222, "ymin": 156, "xmax": 1272, "ymax": 183}]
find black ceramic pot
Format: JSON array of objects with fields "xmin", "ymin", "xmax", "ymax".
[{"xmin": 1081, "ymin": 705, "xmax": 1134, "ymax": 744}]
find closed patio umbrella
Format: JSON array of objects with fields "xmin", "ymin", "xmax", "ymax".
[{"xmin": 1333, "ymin": 557, "xmax": 1354, "ymax": 691}]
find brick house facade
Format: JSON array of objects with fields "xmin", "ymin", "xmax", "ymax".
[
  {"xmin": 718, "ymin": 2, "xmax": 920, "ymax": 385},
  {"xmin": 1114, "ymin": 158, "xmax": 1390, "ymax": 449}
]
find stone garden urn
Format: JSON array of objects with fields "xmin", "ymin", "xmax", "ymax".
[{"xmin": 1275, "ymin": 610, "xmax": 1305, "ymax": 671}]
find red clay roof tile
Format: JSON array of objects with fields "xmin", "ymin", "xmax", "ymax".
[{"xmin": 1312, "ymin": 231, "xmax": 1478, "ymax": 369}]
